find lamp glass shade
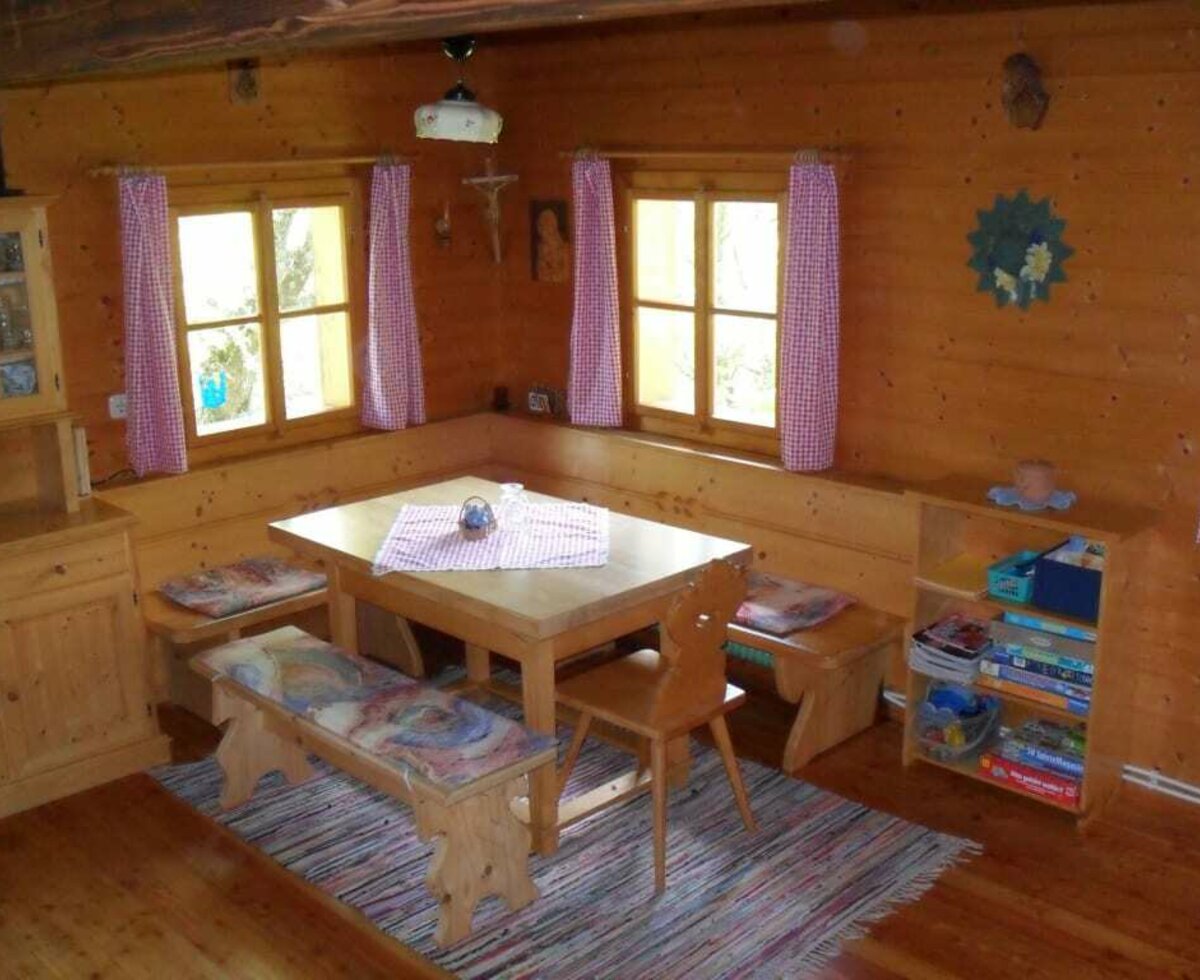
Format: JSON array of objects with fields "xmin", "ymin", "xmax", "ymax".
[{"xmin": 414, "ymin": 99, "xmax": 503, "ymax": 144}]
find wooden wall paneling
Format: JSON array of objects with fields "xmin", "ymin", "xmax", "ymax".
[
  {"xmin": 483, "ymin": 417, "xmax": 916, "ymax": 686},
  {"xmin": 491, "ymin": 417, "xmax": 913, "ymax": 559},
  {"xmin": 490, "ymin": 0, "xmax": 1200, "ymax": 782},
  {"xmin": 0, "ymin": 49, "xmax": 508, "ymax": 481},
  {"xmin": 97, "ymin": 415, "xmax": 494, "ymax": 586},
  {"xmin": 97, "ymin": 415, "xmax": 492, "ymax": 541}
]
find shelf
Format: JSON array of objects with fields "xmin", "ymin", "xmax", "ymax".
[
  {"xmin": 914, "ymin": 553, "xmax": 989, "ymax": 599},
  {"xmin": 919, "ymin": 586, "xmax": 1100, "ymax": 636},
  {"xmin": 906, "ymin": 471, "xmax": 1141, "ymax": 830},
  {"xmin": 0, "ymin": 271, "xmax": 26, "ymax": 287},
  {"xmin": 914, "ymin": 751, "xmax": 1081, "ymax": 814},
  {"xmin": 906, "ymin": 474, "xmax": 1157, "ymax": 542},
  {"xmin": 909, "ymin": 661, "xmax": 1088, "ymax": 725},
  {"xmin": 975, "ymin": 678, "xmax": 1088, "ymax": 724},
  {"xmin": 914, "ymin": 557, "xmax": 1099, "ymax": 636},
  {"xmin": 0, "ymin": 348, "xmax": 35, "ymax": 365}
]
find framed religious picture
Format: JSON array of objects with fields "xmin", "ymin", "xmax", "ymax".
[{"xmin": 530, "ymin": 199, "xmax": 570, "ymax": 282}]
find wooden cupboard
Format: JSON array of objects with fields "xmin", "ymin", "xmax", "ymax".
[
  {"xmin": 0, "ymin": 197, "xmax": 65, "ymax": 422},
  {"xmin": 0, "ymin": 500, "xmax": 170, "ymax": 817}
]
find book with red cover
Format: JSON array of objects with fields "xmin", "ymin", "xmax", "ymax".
[{"xmin": 979, "ymin": 752, "xmax": 1081, "ymax": 807}]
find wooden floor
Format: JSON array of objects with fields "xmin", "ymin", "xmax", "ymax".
[{"xmin": 2, "ymin": 663, "xmax": 1199, "ymax": 979}]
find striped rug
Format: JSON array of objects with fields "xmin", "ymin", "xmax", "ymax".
[{"xmin": 154, "ymin": 696, "xmax": 978, "ymax": 979}]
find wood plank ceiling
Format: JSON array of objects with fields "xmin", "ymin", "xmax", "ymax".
[{"xmin": 0, "ymin": 0, "xmax": 828, "ymax": 88}]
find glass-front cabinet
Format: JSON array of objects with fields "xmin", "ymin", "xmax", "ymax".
[{"xmin": 0, "ymin": 198, "xmax": 65, "ymax": 421}]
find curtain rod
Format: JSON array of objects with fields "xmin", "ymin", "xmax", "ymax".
[
  {"xmin": 87, "ymin": 153, "xmax": 414, "ymax": 177},
  {"xmin": 559, "ymin": 147, "xmax": 851, "ymax": 164}
]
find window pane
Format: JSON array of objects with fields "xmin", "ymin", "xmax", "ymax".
[
  {"xmin": 712, "ymin": 313, "xmax": 776, "ymax": 428},
  {"xmin": 177, "ymin": 212, "xmax": 259, "ymax": 324},
  {"xmin": 712, "ymin": 201, "xmax": 778, "ymax": 314},
  {"xmin": 273, "ymin": 206, "xmax": 347, "ymax": 312},
  {"xmin": 280, "ymin": 311, "xmax": 353, "ymax": 420},
  {"xmin": 636, "ymin": 306, "xmax": 694, "ymax": 415},
  {"xmin": 186, "ymin": 323, "xmax": 267, "ymax": 437},
  {"xmin": 635, "ymin": 199, "xmax": 694, "ymax": 305}
]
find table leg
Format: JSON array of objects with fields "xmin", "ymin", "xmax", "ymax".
[
  {"xmin": 521, "ymin": 649, "xmax": 559, "ymax": 856},
  {"xmin": 465, "ymin": 644, "xmax": 492, "ymax": 686},
  {"xmin": 329, "ymin": 566, "xmax": 359, "ymax": 654}
]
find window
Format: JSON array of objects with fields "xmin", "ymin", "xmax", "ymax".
[
  {"xmin": 170, "ymin": 180, "xmax": 362, "ymax": 452},
  {"xmin": 625, "ymin": 173, "xmax": 784, "ymax": 452}
]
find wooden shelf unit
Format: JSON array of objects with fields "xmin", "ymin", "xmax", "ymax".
[{"xmin": 903, "ymin": 475, "xmax": 1156, "ymax": 824}]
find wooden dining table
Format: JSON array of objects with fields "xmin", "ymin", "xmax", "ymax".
[{"xmin": 268, "ymin": 474, "xmax": 752, "ymax": 855}]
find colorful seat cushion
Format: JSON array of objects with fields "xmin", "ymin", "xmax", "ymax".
[
  {"xmin": 159, "ymin": 556, "xmax": 326, "ymax": 619},
  {"xmin": 199, "ymin": 627, "xmax": 409, "ymax": 713},
  {"xmin": 198, "ymin": 627, "xmax": 556, "ymax": 789},
  {"xmin": 733, "ymin": 572, "xmax": 855, "ymax": 637}
]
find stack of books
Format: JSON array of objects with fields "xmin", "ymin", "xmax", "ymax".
[
  {"xmin": 975, "ymin": 618, "xmax": 1094, "ymax": 716},
  {"xmin": 908, "ymin": 613, "xmax": 993, "ymax": 683},
  {"xmin": 979, "ymin": 717, "xmax": 1086, "ymax": 806}
]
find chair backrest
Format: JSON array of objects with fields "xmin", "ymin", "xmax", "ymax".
[{"xmin": 653, "ymin": 560, "xmax": 747, "ymax": 717}]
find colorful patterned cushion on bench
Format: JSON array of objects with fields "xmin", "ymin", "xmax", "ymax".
[
  {"xmin": 199, "ymin": 627, "xmax": 556, "ymax": 789},
  {"xmin": 159, "ymin": 556, "xmax": 326, "ymax": 619},
  {"xmin": 312, "ymin": 688, "xmax": 556, "ymax": 788},
  {"xmin": 199, "ymin": 627, "xmax": 407, "ymax": 713},
  {"xmin": 733, "ymin": 572, "xmax": 855, "ymax": 637}
]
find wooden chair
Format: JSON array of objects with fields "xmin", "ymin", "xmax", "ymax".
[{"xmin": 555, "ymin": 559, "xmax": 757, "ymax": 893}]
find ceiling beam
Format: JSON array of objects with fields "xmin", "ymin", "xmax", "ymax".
[{"xmin": 0, "ymin": 0, "xmax": 827, "ymax": 89}]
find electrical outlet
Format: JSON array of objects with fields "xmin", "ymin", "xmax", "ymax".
[{"xmin": 108, "ymin": 393, "xmax": 127, "ymax": 419}]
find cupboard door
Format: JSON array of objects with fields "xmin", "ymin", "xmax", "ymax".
[
  {"xmin": 0, "ymin": 205, "xmax": 65, "ymax": 421},
  {"xmin": 0, "ymin": 574, "xmax": 154, "ymax": 782}
]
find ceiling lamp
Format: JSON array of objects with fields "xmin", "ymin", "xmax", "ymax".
[{"xmin": 414, "ymin": 36, "xmax": 503, "ymax": 144}]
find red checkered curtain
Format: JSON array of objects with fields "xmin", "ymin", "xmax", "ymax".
[
  {"xmin": 361, "ymin": 162, "xmax": 426, "ymax": 430},
  {"xmin": 119, "ymin": 173, "xmax": 188, "ymax": 476},
  {"xmin": 567, "ymin": 157, "xmax": 622, "ymax": 427},
  {"xmin": 780, "ymin": 163, "xmax": 840, "ymax": 472}
]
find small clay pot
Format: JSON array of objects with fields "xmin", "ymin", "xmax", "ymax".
[{"xmin": 1014, "ymin": 459, "xmax": 1056, "ymax": 505}]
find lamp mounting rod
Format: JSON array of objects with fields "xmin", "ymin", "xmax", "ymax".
[{"xmin": 442, "ymin": 35, "xmax": 476, "ymax": 63}]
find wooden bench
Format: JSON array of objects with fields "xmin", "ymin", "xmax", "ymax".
[
  {"xmin": 727, "ymin": 605, "xmax": 903, "ymax": 774},
  {"xmin": 193, "ymin": 626, "xmax": 556, "ymax": 946},
  {"xmin": 143, "ymin": 565, "xmax": 333, "ymax": 716}
]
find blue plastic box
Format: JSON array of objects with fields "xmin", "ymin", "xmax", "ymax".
[{"xmin": 1033, "ymin": 548, "xmax": 1102, "ymax": 623}]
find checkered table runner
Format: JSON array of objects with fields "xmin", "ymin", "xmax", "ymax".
[{"xmin": 372, "ymin": 503, "xmax": 610, "ymax": 573}]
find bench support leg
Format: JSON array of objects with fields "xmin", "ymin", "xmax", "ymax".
[
  {"xmin": 782, "ymin": 690, "xmax": 819, "ymax": 775},
  {"xmin": 414, "ymin": 776, "xmax": 537, "ymax": 947},
  {"xmin": 212, "ymin": 686, "xmax": 316, "ymax": 810}
]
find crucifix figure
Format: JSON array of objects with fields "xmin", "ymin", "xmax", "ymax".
[{"xmin": 463, "ymin": 159, "xmax": 518, "ymax": 264}]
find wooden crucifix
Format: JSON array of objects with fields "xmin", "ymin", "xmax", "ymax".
[{"xmin": 463, "ymin": 159, "xmax": 518, "ymax": 264}]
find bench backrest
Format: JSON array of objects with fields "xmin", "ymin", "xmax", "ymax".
[{"xmin": 97, "ymin": 416, "xmax": 494, "ymax": 590}]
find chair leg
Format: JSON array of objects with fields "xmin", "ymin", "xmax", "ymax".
[
  {"xmin": 651, "ymin": 737, "xmax": 668, "ymax": 894},
  {"xmin": 634, "ymin": 737, "xmax": 650, "ymax": 783},
  {"xmin": 556, "ymin": 711, "xmax": 593, "ymax": 799},
  {"xmin": 708, "ymin": 715, "xmax": 757, "ymax": 834}
]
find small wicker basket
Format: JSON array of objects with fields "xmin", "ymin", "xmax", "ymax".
[{"xmin": 458, "ymin": 496, "xmax": 497, "ymax": 540}]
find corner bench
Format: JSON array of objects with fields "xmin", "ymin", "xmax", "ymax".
[
  {"xmin": 727, "ymin": 605, "xmax": 903, "ymax": 774},
  {"xmin": 143, "ymin": 583, "xmax": 331, "ymax": 714},
  {"xmin": 194, "ymin": 625, "xmax": 556, "ymax": 946}
]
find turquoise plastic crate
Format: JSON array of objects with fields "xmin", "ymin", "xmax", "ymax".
[
  {"xmin": 725, "ymin": 641, "xmax": 775, "ymax": 669},
  {"xmin": 987, "ymin": 550, "xmax": 1039, "ymax": 604}
]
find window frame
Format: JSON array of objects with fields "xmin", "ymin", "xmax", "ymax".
[
  {"xmin": 619, "ymin": 169, "xmax": 787, "ymax": 457},
  {"xmin": 168, "ymin": 177, "xmax": 367, "ymax": 463}
]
